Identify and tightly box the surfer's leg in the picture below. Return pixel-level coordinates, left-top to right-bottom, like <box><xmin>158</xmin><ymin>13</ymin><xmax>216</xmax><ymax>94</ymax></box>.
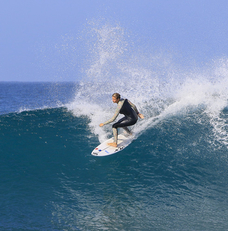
<box><xmin>122</xmin><ymin>127</ymin><xmax>132</xmax><ymax>135</ymax></box>
<box><xmin>108</xmin><ymin>117</ymin><xmax>137</xmax><ymax>147</ymax></box>
<box><xmin>113</xmin><ymin>127</ymin><xmax>118</xmax><ymax>143</ymax></box>
<box><xmin>114</xmin><ymin>117</ymin><xmax>137</xmax><ymax>135</ymax></box>
<box><xmin>108</xmin><ymin>127</ymin><xmax>118</xmax><ymax>147</ymax></box>
<box><xmin>107</xmin><ymin>118</ymin><xmax>126</xmax><ymax>147</ymax></box>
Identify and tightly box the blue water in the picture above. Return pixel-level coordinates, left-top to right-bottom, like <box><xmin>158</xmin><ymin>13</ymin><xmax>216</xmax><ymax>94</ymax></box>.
<box><xmin>1</xmin><ymin>23</ymin><xmax>228</xmax><ymax>231</ymax></box>
<box><xmin>1</xmin><ymin>80</ymin><xmax>228</xmax><ymax>230</ymax></box>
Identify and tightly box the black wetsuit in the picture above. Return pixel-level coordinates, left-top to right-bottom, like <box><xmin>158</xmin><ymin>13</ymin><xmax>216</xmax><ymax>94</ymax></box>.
<box><xmin>103</xmin><ymin>98</ymin><xmax>139</xmax><ymax>143</ymax></box>
<box><xmin>112</xmin><ymin>99</ymin><xmax>138</xmax><ymax>129</ymax></box>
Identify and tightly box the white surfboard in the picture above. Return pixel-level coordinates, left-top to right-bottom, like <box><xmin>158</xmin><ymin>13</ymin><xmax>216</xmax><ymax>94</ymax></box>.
<box><xmin>91</xmin><ymin>134</ymin><xmax>134</xmax><ymax>156</ymax></box>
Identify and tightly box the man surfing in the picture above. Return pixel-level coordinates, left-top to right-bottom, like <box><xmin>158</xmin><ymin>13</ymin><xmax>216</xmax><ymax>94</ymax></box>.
<box><xmin>99</xmin><ymin>93</ymin><xmax>144</xmax><ymax>147</ymax></box>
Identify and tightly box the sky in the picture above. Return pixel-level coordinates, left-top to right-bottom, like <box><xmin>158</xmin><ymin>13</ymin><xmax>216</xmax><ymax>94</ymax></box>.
<box><xmin>1</xmin><ymin>0</ymin><xmax>228</xmax><ymax>82</ymax></box>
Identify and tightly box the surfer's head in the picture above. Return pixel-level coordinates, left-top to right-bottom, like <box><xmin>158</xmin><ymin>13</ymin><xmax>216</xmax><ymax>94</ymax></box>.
<box><xmin>112</xmin><ymin>93</ymin><xmax>120</xmax><ymax>99</ymax></box>
<box><xmin>112</xmin><ymin>93</ymin><xmax>120</xmax><ymax>103</ymax></box>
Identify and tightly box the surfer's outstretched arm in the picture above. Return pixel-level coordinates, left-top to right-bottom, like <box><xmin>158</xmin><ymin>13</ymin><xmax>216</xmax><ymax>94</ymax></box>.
<box><xmin>99</xmin><ymin>100</ymin><xmax>124</xmax><ymax>127</ymax></box>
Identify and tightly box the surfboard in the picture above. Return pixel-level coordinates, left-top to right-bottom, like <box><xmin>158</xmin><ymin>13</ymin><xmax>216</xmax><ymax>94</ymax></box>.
<box><xmin>91</xmin><ymin>134</ymin><xmax>134</xmax><ymax>156</ymax></box>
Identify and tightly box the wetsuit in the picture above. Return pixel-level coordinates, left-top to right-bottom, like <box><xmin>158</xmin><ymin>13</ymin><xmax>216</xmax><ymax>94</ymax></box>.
<box><xmin>103</xmin><ymin>98</ymin><xmax>139</xmax><ymax>143</ymax></box>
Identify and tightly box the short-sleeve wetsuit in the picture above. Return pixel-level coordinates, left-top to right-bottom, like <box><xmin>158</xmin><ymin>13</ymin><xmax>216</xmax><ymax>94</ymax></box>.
<box><xmin>103</xmin><ymin>98</ymin><xmax>139</xmax><ymax>143</ymax></box>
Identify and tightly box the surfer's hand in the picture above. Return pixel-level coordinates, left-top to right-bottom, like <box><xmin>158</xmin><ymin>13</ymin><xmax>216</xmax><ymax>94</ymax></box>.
<box><xmin>138</xmin><ymin>113</ymin><xmax>144</xmax><ymax>119</ymax></box>
<box><xmin>99</xmin><ymin>123</ymin><xmax>104</xmax><ymax>127</ymax></box>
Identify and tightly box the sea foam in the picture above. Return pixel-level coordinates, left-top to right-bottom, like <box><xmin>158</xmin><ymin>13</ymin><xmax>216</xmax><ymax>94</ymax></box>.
<box><xmin>66</xmin><ymin>23</ymin><xmax>228</xmax><ymax>146</ymax></box>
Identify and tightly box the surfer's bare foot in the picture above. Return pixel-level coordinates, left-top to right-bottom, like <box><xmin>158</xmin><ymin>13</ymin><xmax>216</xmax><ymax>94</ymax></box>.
<box><xmin>108</xmin><ymin>142</ymin><xmax>117</xmax><ymax>147</ymax></box>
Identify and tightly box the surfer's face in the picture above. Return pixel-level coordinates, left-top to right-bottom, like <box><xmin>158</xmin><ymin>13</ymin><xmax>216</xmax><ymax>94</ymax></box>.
<box><xmin>112</xmin><ymin>96</ymin><xmax>119</xmax><ymax>103</ymax></box>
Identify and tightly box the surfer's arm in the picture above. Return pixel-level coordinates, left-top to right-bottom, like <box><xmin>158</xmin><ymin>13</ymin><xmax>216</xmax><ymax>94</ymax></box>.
<box><xmin>103</xmin><ymin>107</ymin><xmax>121</xmax><ymax>125</ymax></box>
<box><xmin>128</xmin><ymin>100</ymin><xmax>144</xmax><ymax>119</ymax></box>
<box><xmin>101</xmin><ymin>100</ymin><xmax>124</xmax><ymax>126</ymax></box>
<box><xmin>127</xmin><ymin>100</ymin><xmax>139</xmax><ymax>114</ymax></box>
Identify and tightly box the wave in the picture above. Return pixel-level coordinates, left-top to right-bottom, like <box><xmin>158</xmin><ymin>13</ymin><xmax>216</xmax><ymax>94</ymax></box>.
<box><xmin>1</xmin><ymin>107</ymin><xmax>228</xmax><ymax>228</ymax></box>
<box><xmin>1</xmin><ymin>106</ymin><xmax>228</xmax><ymax>230</ymax></box>
<box><xmin>1</xmin><ymin>105</ymin><xmax>227</xmax><ymax>157</ymax></box>
<box><xmin>63</xmin><ymin>23</ymin><xmax>228</xmax><ymax>151</ymax></box>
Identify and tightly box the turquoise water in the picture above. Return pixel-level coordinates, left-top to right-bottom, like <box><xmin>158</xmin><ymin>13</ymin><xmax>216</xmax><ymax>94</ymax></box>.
<box><xmin>1</xmin><ymin>82</ymin><xmax>228</xmax><ymax>230</ymax></box>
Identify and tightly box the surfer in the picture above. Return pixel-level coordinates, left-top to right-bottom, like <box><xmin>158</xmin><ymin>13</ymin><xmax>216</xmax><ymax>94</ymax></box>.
<box><xmin>99</xmin><ymin>93</ymin><xmax>144</xmax><ymax>147</ymax></box>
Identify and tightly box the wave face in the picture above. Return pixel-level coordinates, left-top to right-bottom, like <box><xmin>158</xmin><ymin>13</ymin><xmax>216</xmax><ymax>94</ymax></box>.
<box><xmin>1</xmin><ymin>24</ymin><xmax>228</xmax><ymax>230</ymax></box>
<box><xmin>1</xmin><ymin>106</ymin><xmax>228</xmax><ymax>230</ymax></box>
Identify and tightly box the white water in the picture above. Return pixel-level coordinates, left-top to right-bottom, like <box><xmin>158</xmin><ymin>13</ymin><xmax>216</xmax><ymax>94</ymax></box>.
<box><xmin>66</xmin><ymin>23</ymin><xmax>228</xmax><ymax>146</ymax></box>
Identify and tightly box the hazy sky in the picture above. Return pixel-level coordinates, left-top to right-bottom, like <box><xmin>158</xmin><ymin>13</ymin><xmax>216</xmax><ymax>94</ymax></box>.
<box><xmin>1</xmin><ymin>0</ymin><xmax>228</xmax><ymax>82</ymax></box>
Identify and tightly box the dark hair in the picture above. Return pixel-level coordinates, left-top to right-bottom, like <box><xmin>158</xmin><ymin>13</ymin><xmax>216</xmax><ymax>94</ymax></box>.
<box><xmin>112</xmin><ymin>93</ymin><xmax>120</xmax><ymax>99</ymax></box>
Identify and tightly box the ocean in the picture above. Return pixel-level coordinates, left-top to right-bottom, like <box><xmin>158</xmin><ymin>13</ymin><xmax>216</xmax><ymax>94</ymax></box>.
<box><xmin>1</xmin><ymin>79</ymin><xmax>228</xmax><ymax>230</ymax></box>
<box><xmin>1</xmin><ymin>22</ymin><xmax>228</xmax><ymax>231</ymax></box>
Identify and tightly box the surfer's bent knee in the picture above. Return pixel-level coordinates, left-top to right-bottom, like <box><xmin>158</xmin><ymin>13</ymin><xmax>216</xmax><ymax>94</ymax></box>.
<box><xmin>112</xmin><ymin>118</ymin><xmax>137</xmax><ymax>129</ymax></box>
